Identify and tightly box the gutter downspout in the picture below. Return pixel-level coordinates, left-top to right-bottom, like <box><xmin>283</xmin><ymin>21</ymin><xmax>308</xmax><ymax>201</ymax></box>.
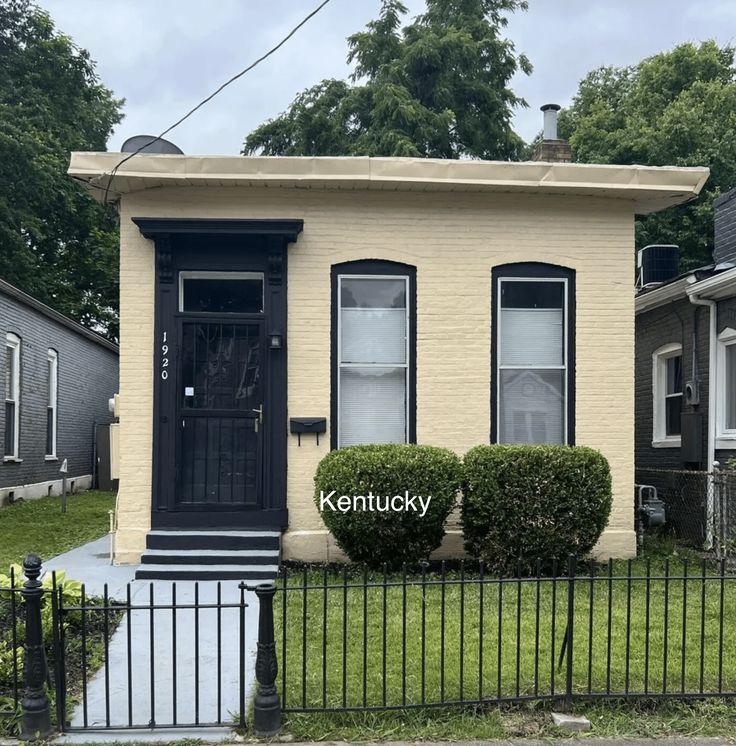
<box><xmin>688</xmin><ymin>287</ymin><xmax>717</xmax><ymax>549</ymax></box>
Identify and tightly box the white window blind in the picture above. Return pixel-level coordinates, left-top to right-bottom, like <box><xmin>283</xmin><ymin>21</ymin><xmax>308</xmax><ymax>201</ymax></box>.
<box><xmin>500</xmin><ymin>309</ymin><xmax>563</xmax><ymax>367</ymax></box>
<box><xmin>338</xmin><ymin>276</ymin><xmax>408</xmax><ymax>447</ymax></box>
<box><xmin>497</xmin><ymin>279</ymin><xmax>566</xmax><ymax>445</ymax></box>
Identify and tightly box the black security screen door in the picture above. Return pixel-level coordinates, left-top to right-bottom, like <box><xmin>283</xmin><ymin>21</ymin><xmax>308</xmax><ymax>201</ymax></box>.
<box><xmin>177</xmin><ymin>321</ymin><xmax>264</xmax><ymax>508</ymax></box>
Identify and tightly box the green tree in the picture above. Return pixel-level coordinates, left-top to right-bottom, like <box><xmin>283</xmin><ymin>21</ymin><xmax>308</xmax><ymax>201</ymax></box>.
<box><xmin>0</xmin><ymin>0</ymin><xmax>123</xmax><ymax>338</ymax></box>
<box><xmin>558</xmin><ymin>41</ymin><xmax>736</xmax><ymax>270</ymax></box>
<box><xmin>244</xmin><ymin>0</ymin><xmax>531</xmax><ymax>160</ymax></box>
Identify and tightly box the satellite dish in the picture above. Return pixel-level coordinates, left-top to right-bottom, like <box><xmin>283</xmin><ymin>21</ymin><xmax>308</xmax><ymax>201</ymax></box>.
<box><xmin>120</xmin><ymin>135</ymin><xmax>184</xmax><ymax>155</ymax></box>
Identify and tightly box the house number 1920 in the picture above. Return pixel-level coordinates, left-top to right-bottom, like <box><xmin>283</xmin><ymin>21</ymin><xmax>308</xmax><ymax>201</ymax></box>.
<box><xmin>161</xmin><ymin>331</ymin><xmax>169</xmax><ymax>380</ymax></box>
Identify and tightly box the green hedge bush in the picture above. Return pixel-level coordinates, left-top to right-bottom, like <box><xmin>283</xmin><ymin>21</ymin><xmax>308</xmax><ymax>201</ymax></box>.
<box><xmin>314</xmin><ymin>444</ymin><xmax>462</xmax><ymax>569</ymax></box>
<box><xmin>461</xmin><ymin>445</ymin><xmax>612</xmax><ymax>572</ymax></box>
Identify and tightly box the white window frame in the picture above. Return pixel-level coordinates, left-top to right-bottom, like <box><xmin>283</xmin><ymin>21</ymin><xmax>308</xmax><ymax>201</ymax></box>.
<box><xmin>652</xmin><ymin>342</ymin><xmax>682</xmax><ymax>448</ymax></box>
<box><xmin>4</xmin><ymin>333</ymin><xmax>21</xmax><ymax>461</ymax></box>
<box><xmin>46</xmin><ymin>349</ymin><xmax>58</xmax><ymax>459</ymax></box>
<box><xmin>716</xmin><ymin>327</ymin><xmax>736</xmax><ymax>449</ymax></box>
<box><xmin>178</xmin><ymin>271</ymin><xmax>265</xmax><ymax>313</ymax></box>
<box><xmin>496</xmin><ymin>276</ymin><xmax>569</xmax><ymax>444</ymax></box>
<box><xmin>337</xmin><ymin>274</ymin><xmax>410</xmax><ymax>448</ymax></box>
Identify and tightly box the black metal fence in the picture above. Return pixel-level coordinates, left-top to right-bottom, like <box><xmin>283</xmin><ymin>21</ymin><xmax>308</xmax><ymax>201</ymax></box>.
<box><xmin>9</xmin><ymin>553</ymin><xmax>736</xmax><ymax>737</ymax></box>
<box><xmin>277</xmin><ymin>558</ymin><xmax>736</xmax><ymax>713</ymax></box>
<box><xmin>0</xmin><ymin>556</ymin><xmax>280</xmax><ymax>737</ymax></box>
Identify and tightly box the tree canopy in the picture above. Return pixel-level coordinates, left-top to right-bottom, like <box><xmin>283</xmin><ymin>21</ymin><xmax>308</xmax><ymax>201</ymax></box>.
<box><xmin>559</xmin><ymin>41</ymin><xmax>736</xmax><ymax>270</ymax></box>
<box><xmin>0</xmin><ymin>0</ymin><xmax>123</xmax><ymax>339</ymax></box>
<box><xmin>244</xmin><ymin>0</ymin><xmax>531</xmax><ymax>160</ymax></box>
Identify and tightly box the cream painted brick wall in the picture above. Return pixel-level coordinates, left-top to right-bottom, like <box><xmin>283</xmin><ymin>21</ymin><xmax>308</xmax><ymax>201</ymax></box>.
<box><xmin>115</xmin><ymin>186</ymin><xmax>636</xmax><ymax>563</ymax></box>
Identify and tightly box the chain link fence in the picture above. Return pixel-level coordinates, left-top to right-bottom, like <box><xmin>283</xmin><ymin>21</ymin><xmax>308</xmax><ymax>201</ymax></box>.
<box><xmin>635</xmin><ymin>467</ymin><xmax>736</xmax><ymax>557</ymax></box>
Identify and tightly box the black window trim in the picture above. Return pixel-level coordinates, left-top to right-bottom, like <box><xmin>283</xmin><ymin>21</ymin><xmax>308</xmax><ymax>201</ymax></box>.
<box><xmin>330</xmin><ymin>259</ymin><xmax>417</xmax><ymax>449</ymax></box>
<box><xmin>491</xmin><ymin>262</ymin><xmax>576</xmax><ymax>446</ymax></box>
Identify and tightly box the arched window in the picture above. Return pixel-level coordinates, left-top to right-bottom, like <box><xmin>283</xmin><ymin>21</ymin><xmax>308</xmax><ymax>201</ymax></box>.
<box><xmin>4</xmin><ymin>333</ymin><xmax>21</xmax><ymax>459</ymax></box>
<box><xmin>331</xmin><ymin>260</ymin><xmax>416</xmax><ymax>448</ymax></box>
<box><xmin>492</xmin><ymin>263</ymin><xmax>576</xmax><ymax>445</ymax></box>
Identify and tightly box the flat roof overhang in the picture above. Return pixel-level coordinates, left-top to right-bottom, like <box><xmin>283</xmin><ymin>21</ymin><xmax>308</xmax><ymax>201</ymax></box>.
<box><xmin>69</xmin><ymin>153</ymin><xmax>709</xmax><ymax>216</ymax></box>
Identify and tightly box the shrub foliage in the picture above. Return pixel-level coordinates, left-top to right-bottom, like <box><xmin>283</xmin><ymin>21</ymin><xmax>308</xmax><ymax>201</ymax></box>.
<box><xmin>314</xmin><ymin>444</ymin><xmax>462</xmax><ymax>569</ymax></box>
<box><xmin>461</xmin><ymin>445</ymin><xmax>612</xmax><ymax>572</ymax></box>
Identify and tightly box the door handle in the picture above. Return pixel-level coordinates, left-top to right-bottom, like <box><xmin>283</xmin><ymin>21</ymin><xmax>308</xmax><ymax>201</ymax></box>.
<box><xmin>252</xmin><ymin>405</ymin><xmax>263</xmax><ymax>432</ymax></box>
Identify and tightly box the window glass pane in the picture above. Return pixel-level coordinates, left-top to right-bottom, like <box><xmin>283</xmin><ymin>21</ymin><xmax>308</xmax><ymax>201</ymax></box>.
<box><xmin>341</xmin><ymin>278</ymin><xmax>406</xmax><ymax>309</ymax></box>
<box><xmin>46</xmin><ymin>408</ymin><xmax>53</xmax><ymax>455</ymax></box>
<box><xmin>501</xmin><ymin>281</ymin><xmax>563</xmax><ymax>309</ymax></box>
<box><xmin>4</xmin><ymin>401</ymin><xmax>14</xmax><ymax>455</ymax></box>
<box><xmin>500</xmin><ymin>308</ymin><xmax>563</xmax><ymax>366</ymax></box>
<box><xmin>499</xmin><ymin>369</ymin><xmax>564</xmax><ymax>444</ymax></box>
<box><xmin>5</xmin><ymin>346</ymin><xmax>14</xmax><ymax>400</ymax></box>
<box><xmin>341</xmin><ymin>308</ymin><xmax>406</xmax><ymax>364</ymax></box>
<box><xmin>666</xmin><ymin>395</ymin><xmax>682</xmax><ymax>436</ymax></box>
<box><xmin>182</xmin><ymin>277</ymin><xmax>263</xmax><ymax>313</ymax></box>
<box><xmin>181</xmin><ymin>323</ymin><xmax>261</xmax><ymax>410</ymax></box>
<box><xmin>666</xmin><ymin>355</ymin><xmax>682</xmax><ymax>395</ymax></box>
<box><xmin>727</xmin><ymin>345</ymin><xmax>736</xmax><ymax>430</ymax></box>
<box><xmin>339</xmin><ymin>366</ymin><xmax>406</xmax><ymax>446</ymax></box>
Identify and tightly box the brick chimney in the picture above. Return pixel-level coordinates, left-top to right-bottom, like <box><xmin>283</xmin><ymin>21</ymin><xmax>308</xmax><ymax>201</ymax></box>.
<box><xmin>714</xmin><ymin>187</ymin><xmax>736</xmax><ymax>265</ymax></box>
<box><xmin>532</xmin><ymin>103</ymin><xmax>572</xmax><ymax>163</ymax></box>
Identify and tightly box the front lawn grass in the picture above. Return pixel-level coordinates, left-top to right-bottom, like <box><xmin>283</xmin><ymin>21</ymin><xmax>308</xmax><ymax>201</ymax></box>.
<box><xmin>277</xmin><ymin>543</ymin><xmax>736</xmax><ymax>740</ymax></box>
<box><xmin>0</xmin><ymin>490</ymin><xmax>115</xmax><ymax>570</ymax></box>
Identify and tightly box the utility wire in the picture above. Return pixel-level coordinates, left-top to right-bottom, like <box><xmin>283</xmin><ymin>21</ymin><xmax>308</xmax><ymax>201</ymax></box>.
<box><xmin>100</xmin><ymin>0</ymin><xmax>333</xmax><ymax>202</ymax></box>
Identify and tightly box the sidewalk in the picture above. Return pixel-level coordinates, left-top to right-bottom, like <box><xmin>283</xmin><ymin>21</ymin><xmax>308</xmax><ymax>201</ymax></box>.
<box><xmin>43</xmin><ymin>536</ymin><xmax>259</xmax><ymax>733</ymax></box>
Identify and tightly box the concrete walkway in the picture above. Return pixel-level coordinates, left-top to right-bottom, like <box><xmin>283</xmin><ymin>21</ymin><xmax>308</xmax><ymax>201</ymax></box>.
<box><xmin>44</xmin><ymin>537</ymin><xmax>259</xmax><ymax>733</ymax></box>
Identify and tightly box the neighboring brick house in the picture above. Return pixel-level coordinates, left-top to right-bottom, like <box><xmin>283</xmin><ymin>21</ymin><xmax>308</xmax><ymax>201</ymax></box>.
<box><xmin>1</xmin><ymin>279</ymin><xmax>119</xmax><ymax>505</ymax></box>
<box><xmin>69</xmin><ymin>137</ymin><xmax>708</xmax><ymax>579</ymax></box>
<box><xmin>635</xmin><ymin>188</ymin><xmax>736</xmax><ymax>543</ymax></box>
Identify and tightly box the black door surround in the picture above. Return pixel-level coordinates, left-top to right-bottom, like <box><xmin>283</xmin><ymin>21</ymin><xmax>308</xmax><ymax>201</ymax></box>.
<box><xmin>133</xmin><ymin>218</ymin><xmax>303</xmax><ymax>529</ymax></box>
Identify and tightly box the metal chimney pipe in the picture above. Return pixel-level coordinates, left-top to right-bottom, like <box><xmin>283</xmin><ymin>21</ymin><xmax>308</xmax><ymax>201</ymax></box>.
<box><xmin>541</xmin><ymin>103</ymin><xmax>561</xmax><ymax>140</ymax></box>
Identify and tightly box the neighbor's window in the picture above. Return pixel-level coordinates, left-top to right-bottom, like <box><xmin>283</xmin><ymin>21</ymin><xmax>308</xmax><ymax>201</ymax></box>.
<box><xmin>46</xmin><ymin>349</ymin><xmax>58</xmax><ymax>458</ymax></box>
<box><xmin>717</xmin><ymin>328</ymin><xmax>736</xmax><ymax>442</ymax></box>
<box><xmin>652</xmin><ymin>342</ymin><xmax>683</xmax><ymax>445</ymax></box>
<box><xmin>179</xmin><ymin>271</ymin><xmax>264</xmax><ymax>314</ymax></box>
<box><xmin>493</xmin><ymin>264</ymin><xmax>575</xmax><ymax>446</ymax></box>
<box><xmin>4</xmin><ymin>333</ymin><xmax>21</xmax><ymax>460</ymax></box>
<box><xmin>334</xmin><ymin>263</ymin><xmax>414</xmax><ymax>448</ymax></box>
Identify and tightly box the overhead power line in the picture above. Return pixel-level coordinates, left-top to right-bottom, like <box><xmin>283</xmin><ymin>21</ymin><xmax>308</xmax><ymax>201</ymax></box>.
<box><xmin>101</xmin><ymin>0</ymin><xmax>333</xmax><ymax>202</ymax></box>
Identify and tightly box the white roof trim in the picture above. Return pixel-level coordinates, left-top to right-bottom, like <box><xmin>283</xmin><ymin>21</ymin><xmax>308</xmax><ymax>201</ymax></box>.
<box><xmin>635</xmin><ymin>277</ymin><xmax>693</xmax><ymax>314</ymax></box>
<box><xmin>68</xmin><ymin>153</ymin><xmax>709</xmax><ymax>215</ymax></box>
<box><xmin>686</xmin><ymin>266</ymin><xmax>736</xmax><ymax>300</ymax></box>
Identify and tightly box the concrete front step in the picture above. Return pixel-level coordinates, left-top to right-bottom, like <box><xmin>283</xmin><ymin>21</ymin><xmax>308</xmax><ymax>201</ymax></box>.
<box><xmin>141</xmin><ymin>551</ymin><xmax>278</xmax><ymax>565</ymax></box>
<box><xmin>136</xmin><ymin>530</ymin><xmax>281</xmax><ymax>581</ymax></box>
<box><xmin>135</xmin><ymin>564</ymin><xmax>278</xmax><ymax>581</ymax></box>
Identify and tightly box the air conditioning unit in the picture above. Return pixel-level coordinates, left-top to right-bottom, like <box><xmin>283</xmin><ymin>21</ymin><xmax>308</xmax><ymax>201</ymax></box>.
<box><xmin>636</xmin><ymin>245</ymin><xmax>679</xmax><ymax>288</ymax></box>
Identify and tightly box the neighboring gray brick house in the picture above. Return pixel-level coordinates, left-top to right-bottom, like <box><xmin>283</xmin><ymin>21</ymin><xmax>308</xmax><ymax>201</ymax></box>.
<box><xmin>1</xmin><ymin>279</ymin><xmax>118</xmax><ymax>504</ymax></box>
<box><xmin>635</xmin><ymin>187</ymin><xmax>736</xmax><ymax>543</ymax></box>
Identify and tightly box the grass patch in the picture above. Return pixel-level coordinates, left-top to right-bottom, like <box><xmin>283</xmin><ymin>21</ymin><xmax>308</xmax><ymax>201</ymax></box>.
<box><xmin>0</xmin><ymin>490</ymin><xmax>115</xmax><ymax>570</ymax></box>
<box><xmin>281</xmin><ymin>699</ymin><xmax>736</xmax><ymax>741</ymax></box>
<box><xmin>276</xmin><ymin>544</ymin><xmax>736</xmax><ymax>739</ymax></box>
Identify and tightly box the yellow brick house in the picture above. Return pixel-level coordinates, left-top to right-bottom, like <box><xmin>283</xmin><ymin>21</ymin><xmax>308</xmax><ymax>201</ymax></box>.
<box><xmin>69</xmin><ymin>146</ymin><xmax>708</xmax><ymax>579</ymax></box>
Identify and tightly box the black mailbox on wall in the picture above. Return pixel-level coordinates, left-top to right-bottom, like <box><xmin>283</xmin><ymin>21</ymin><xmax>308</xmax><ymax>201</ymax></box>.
<box><xmin>290</xmin><ymin>417</ymin><xmax>327</xmax><ymax>445</ymax></box>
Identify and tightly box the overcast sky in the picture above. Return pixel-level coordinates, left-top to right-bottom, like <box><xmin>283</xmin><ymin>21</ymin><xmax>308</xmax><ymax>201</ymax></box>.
<box><xmin>39</xmin><ymin>0</ymin><xmax>736</xmax><ymax>155</ymax></box>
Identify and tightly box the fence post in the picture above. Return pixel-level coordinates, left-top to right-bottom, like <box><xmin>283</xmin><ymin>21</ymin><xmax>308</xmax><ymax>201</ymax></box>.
<box><xmin>252</xmin><ymin>582</ymin><xmax>281</xmax><ymax>736</ymax></box>
<box><xmin>565</xmin><ymin>555</ymin><xmax>576</xmax><ymax>712</ymax></box>
<box><xmin>20</xmin><ymin>554</ymin><xmax>52</xmax><ymax>740</ymax></box>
